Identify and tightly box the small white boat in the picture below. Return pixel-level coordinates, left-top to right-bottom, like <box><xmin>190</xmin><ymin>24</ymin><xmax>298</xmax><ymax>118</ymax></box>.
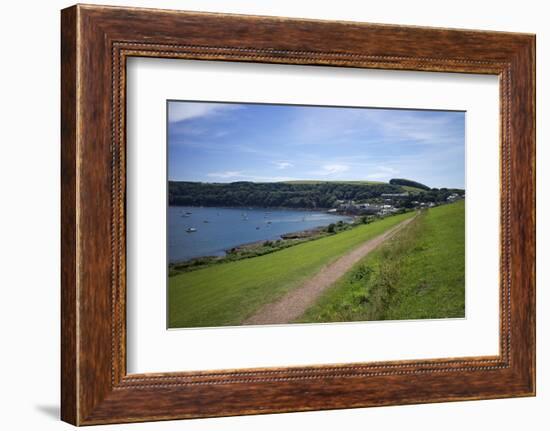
<box><xmin>186</xmin><ymin>227</ymin><xmax>197</xmax><ymax>233</ymax></box>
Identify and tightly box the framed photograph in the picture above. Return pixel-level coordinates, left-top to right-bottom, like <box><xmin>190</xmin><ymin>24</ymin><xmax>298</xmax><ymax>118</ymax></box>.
<box><xmin>61</xmin><ymin>4</ymin><xmax>535</xmax><ymax>425</ymax></box>
<box><xmin>165</xmin><ymin>101</ymin><xmax>466</xmax><ymax>329</ymax></box>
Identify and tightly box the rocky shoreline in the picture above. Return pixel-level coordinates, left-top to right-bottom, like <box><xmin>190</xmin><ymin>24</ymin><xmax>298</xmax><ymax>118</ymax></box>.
<box><xmin>169</xmin><ymin>221</ymin><xmax>353</xmax><ymax>275</ymax></box>
<box><xmin>227</xmin><ymin>226</ymin><xmax>327</xmax><ymax>253</ymax></box>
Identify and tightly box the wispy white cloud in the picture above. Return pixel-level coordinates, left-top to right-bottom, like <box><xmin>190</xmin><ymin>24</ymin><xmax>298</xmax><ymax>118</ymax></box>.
<box><xmin>206</xmin><ymin>171</ymin><xmax>296</xmax><ymax>182</ymax></box>
<box><xmin>309</xmin><ymin>164</ymin><xmax>350</xmax><ymax>177</ymax></box>
<box><xmin>375</xmin><ymin>166</ymin><xmax>399</xmax><ymax>174</ymax></box>
<box><xmin>246</xmin><ymin>175</ymin><xmax>297</xmax><ymax>182</ymax></box>
<box><xmin>322</xmin><ymin>164</ymin><xmax>350</xmax><ymax>175</ymax></box>
<box><xmin>288</xmin><ymin>107</ymin><xmax>463</xmax><ymax>150</ymax></box>
<box><xmin>207</xmin><ymin>171</ymin><xmax>244</xmax><ymax>179</ymax></box>
<box><xmin>365</xmin><ymin>166</ymin><xmax>399</xmax><ymax>180</ymax></box>
<box><xmin>273</xmin><ymin>161</ymin><xmax>293</xmax><ymax>169</ymax></box>
<box><xmin>168</xmin><ymin>102</ymin><xmax>239</xmax><ymax>123</ymax></box>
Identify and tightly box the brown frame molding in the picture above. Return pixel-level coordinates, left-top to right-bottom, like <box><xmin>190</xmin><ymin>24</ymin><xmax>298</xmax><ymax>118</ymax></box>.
<box><xmin>61</xmin><ymin>4</ymin><xmax>535</xmax><ymax>425</ymax></box>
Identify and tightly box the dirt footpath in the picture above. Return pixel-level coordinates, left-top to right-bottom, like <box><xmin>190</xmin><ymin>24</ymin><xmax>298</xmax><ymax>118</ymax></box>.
<box><xmin>242</xmin><ymin>216</ymin><xmax>416</xmax><ymax>325</ymax></box>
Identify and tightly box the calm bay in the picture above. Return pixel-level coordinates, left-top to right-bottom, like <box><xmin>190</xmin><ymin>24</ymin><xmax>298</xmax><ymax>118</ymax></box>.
<box><xmin>168</xmin><ymin>206</ymin><xmax>352</xmax><ymax>263</ymax></box>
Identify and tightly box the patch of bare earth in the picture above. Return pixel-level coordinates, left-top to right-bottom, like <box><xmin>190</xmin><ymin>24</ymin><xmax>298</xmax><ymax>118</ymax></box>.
<box><xmin>242</xmin><ymin>216</ymin><xmax>416</xmax><ymax>325</ymax></box>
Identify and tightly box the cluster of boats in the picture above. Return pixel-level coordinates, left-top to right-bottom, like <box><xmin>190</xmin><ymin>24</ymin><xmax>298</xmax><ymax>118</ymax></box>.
<box><xmin>182</xmin><ymin>210</ymin><xmax>281</xmax><ymax>233</ymax></box>
<box><xmin>181</xmin><ymin>210</ymin><xmax>199</xmax><ymax>233</ymax></box>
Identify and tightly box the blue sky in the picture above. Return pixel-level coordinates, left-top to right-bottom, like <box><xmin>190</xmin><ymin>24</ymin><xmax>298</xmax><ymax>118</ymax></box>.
<box><xmin>168</xmin><ymin>101</ymin><xmax>465</xmax><ymax>189</ymax></box>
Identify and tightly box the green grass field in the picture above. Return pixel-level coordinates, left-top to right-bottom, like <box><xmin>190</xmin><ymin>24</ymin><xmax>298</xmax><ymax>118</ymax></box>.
<box><xmin>298</xmin><ymin>200</ymin><xmax>465</xmax><ymax>323</ymax></box>
<box><xmin>168</xmin><ymin>211</ymin><xmax>414</xmax><ymax>328</ymax></box>
<box><xmin>281</xmin><ymin>180</ymin><xmax>425</xmax><ymax>194</ymax></box>
<box><xmin>400</xmin><ymin>185</ymin><xmax>427</xmax><ymax>193</ymax></box>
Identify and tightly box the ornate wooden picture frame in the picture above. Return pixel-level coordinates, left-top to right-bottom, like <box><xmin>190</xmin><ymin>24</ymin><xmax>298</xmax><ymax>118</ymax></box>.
<box><xmin>61</xmin><ymin>4</ymin><xmax>535</xmax><ymax>425</ymax></box>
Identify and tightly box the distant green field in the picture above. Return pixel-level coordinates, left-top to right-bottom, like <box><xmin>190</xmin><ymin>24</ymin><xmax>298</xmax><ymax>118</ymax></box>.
<box><xmin>282</xmin><ymin>180</ymin><xmax>424</xmax><ymax>194</ymax></box>
<box><xmin>168</xmin><ymin>211</ymin><xmax>414</xmax><ymax>328</ymax></box>
<box><xmin>400</xmin><ymin>185</ymin><xmax>426</xmax><ymax>193</ymax></box>
<box><xmin>298</xmin><ymin>200</ymin><xmax>465</xmax><ymax>323</ymax></box>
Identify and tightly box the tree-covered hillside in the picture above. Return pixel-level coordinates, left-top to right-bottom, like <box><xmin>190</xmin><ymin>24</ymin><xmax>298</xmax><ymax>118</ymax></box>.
<box><xmin>169</xmin><ymin>180</ymin><xmax>464</xmax><ymax>209</ymax></box>
<box><xmin>169</xmin><ymin>181</ymin><xmax>402</xmax><ymax>208</ymax></box>
<box><xmin>389</xmin><ymin>178</ymin><xmax>431</xmax><ymax>191</ymax></box>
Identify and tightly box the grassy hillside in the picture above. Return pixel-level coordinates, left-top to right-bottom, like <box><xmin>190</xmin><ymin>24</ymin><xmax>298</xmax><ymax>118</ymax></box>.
<box><xmin>281</xmin><ymin>180</ymin><xmax>427</xmax><ymax>194</ymax></box>
<box><xmin>389</xmin><ymin>178</ymin><xmax>431</xmax><ymax>191</ymax></box>
<box><xmin>400</xmin><ymin>185</ymin><xmax>427</xmax><ymax>193</ymax></box>
<box><xmin>282</xmin><ymin>181</ymin><xmax>426</xmax><ymax>194</ymax></box>
<box><xmin>298</xmin><ymin>200</ymin><xmax>465</xmax><ymax>322</ymax></box>
<box><xmin>168</xmin><ymin>211</ymin><xmax>414</xmax><ymax>328</ymax></box>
